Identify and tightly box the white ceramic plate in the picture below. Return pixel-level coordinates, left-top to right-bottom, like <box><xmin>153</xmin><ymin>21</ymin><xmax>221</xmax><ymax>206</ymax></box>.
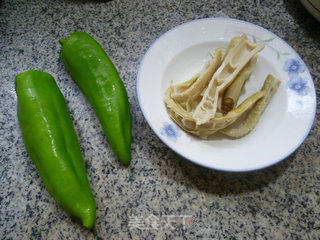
<box><xmin>137</xmin><ymin>18</ymin><xmax>316</xmax><ymax>172</ymax></box>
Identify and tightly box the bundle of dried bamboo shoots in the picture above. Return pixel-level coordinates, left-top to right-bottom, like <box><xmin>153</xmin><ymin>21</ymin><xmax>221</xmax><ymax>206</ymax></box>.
<box><xmin>164</xmin><ymin>34</ymin><xmax>280</xmax><ymax>139</ymax></box>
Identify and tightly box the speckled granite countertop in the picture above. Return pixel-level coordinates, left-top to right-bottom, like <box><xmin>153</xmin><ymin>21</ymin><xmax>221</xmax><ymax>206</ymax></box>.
<box><xmin>1</xmin><ymin>0</ymin><xmax>319</xmax><ymax>239</ymax></box>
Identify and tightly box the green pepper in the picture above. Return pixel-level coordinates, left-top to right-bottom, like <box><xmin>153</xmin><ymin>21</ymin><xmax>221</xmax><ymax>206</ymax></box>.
<box><xmin>15</xmin><ymin>70</ymin><xmax>96</xmax><ymax>229</ymax></box>
<box><xmin>59</xmin><ymin>31</ymin><xmax>132</xmax><ymax>165</ymax></box>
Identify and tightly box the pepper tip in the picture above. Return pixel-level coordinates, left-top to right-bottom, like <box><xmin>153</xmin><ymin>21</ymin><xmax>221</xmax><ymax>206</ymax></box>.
<box><xmin>59</xmin><ymin>38</ymin><xmax>66</xmax><ymax>46</ymax></box>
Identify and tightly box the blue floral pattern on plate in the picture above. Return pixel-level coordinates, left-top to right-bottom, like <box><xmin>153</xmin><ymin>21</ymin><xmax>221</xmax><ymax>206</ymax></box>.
<box><xmin>287</xmin><ymin>75</ymin><xmax>310</xmax><ymax>96</ymax></box>
<box><xmin>283</xmin><ymin>58</ymin><xmax>306</xmax><ymax>76</ymax></box>
<box><xmin>160</xmin><ymin>122</ymin><xmax>181</xmax><ymax>142</ymax></box>
<box><xmin>284</xmin><ymin>58</ymin><xmax>310</xmax><ymax>96</ymax></box>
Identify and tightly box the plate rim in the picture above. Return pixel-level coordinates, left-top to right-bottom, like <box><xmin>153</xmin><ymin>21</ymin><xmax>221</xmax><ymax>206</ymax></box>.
<box><xmin>136</xmin><ymin>17</ymin><xmax>317</xmax><ymax>172</ymax></box>
<box><xmin>300</xmin><ymin>0</ymin><xmax>320</xmax><ymax>22</ymax></box>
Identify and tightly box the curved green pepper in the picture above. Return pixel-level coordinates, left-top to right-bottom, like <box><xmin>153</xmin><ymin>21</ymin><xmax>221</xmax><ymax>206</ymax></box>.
<box><xmin>59</xmin><ymin>31</ymin><xmax>132</xmax><ymax>165</ymax></box>
<box><xmin>15</xmin><ymin>70</ymin><xmax>96</xmax><ymax>229</ymax></box>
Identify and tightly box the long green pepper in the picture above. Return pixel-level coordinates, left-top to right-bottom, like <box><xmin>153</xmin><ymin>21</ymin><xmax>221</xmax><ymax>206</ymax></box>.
<box><xmin>15</xmin><ymin>70</ymin><xmax>96</xmax><ymax>229</ymax></box>
<box><xmin>59</xmin><ymin>31</ymin><xmax>132</xmax><ymax>164</ymax></box>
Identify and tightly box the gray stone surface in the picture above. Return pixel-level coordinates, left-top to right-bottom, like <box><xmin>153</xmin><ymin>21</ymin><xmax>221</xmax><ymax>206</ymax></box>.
<box><xmin>0</xmin><ymin>0</ymin><xmax>319</xmax><ymax>239</ymax></box>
